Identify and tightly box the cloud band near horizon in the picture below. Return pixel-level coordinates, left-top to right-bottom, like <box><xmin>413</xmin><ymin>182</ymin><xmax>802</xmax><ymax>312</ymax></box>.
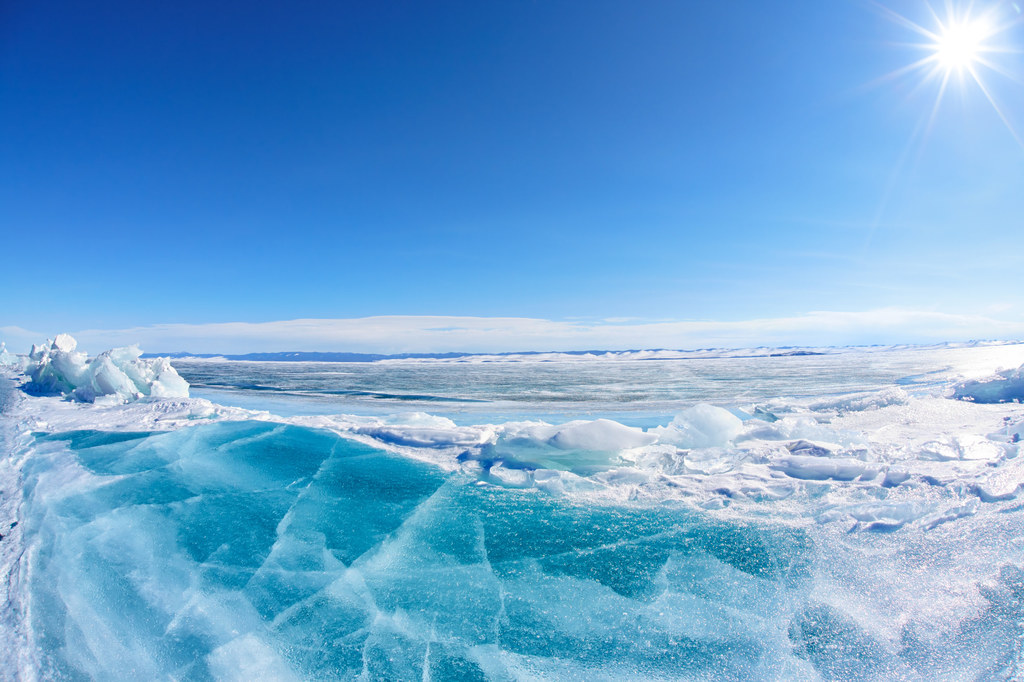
<box><xmin>3</xmin><ymin>308</ymin><xmax>1024</xmax><ymax>356</ymax></box>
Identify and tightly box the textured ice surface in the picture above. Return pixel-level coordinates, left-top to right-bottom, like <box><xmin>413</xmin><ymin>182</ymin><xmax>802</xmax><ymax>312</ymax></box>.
<box><xmin>3</xmin><ymin>342</ymin><xmax>1024</xmax><ymax>679</ymax></box>
<box><xmin>173</xmin><ymin>342</ymin><xmax>1024</xmax><ymax>424</ymax></box>
<box><xmin>7</xmin><ymin>419</ymin><xmax>1024</xmax><ymax>680</ymax></box>
<box><xmin>21</xmin><ymin>334</ymin><xmax>189</xmax><ymax>403</ymax></box>
<box><xmin>12</xmin><ymin>422</ymin><xmax>812</xmax><ymax>679</ymax></box>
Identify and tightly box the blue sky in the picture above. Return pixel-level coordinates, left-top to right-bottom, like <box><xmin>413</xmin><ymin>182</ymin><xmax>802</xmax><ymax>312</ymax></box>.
<box><xmin>2</xmin><ymin>1</ymin><xmax>1023</xmax><ymax>352</ymax></box>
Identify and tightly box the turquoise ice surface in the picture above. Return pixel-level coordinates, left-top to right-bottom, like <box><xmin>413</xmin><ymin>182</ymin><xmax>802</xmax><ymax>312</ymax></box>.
<box><xmin>23</xmin><ymin>421</ymin><xmax>824</xmax><ymax>680</ymax></box>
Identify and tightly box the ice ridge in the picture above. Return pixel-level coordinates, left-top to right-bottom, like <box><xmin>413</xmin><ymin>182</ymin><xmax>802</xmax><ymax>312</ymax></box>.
<box><xmin>953</xmin><ymin>362</ymin><xmax>1024</xmax><ymax>403</ymax></box>
<box><xmin>18</xmin><ymin>334</ymin><xmax>188</xmax><ymax>403</ymax></box>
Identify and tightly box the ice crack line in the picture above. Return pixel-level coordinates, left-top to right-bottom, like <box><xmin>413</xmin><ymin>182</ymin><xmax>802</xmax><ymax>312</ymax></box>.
<box><xmin>243</xmin><ymin>438</ymin><xmax>343</xmax><ymax>592</ymax></box>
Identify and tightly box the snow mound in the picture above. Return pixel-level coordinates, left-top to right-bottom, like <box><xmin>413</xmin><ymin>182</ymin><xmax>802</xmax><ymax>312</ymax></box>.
<box><xmin>547</xmin><ymin>418</ymin><xmax>658</xmax><ymax>451</ymax></box>
<box><xmin>953</xmin><ymin>363</ymin><xmax>1024</xmax><ymax>404</ymax></box>
<box><xmin>21</xmin><ymin>334</ymin><xmax>189</xmax><ymax>403</ymax></box>
<box><xmin>652</xmin><ymin>403</ymin><xmax>743</xmax><ymax>449</ymax></box>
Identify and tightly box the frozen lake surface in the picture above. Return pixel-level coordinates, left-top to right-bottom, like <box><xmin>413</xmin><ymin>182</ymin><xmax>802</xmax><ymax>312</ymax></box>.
<box><xmin>2</xmin><ymin>342</ymin><xmax>1024</xmax><ymax>679</ymax></box>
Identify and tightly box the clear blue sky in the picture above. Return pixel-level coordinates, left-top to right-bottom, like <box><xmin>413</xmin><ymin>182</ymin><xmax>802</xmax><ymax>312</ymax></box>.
<box><xmin>2</xmin><ymin>1</ymin><xmax>1023</xmax><ymax>351</ymax></box>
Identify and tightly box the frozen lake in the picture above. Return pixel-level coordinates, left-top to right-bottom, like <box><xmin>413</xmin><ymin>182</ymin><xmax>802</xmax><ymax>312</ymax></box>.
<box><xmin>2</xmin><ymin>341</ymin><xmax>1024</xmax><ymax>679</ymax></box>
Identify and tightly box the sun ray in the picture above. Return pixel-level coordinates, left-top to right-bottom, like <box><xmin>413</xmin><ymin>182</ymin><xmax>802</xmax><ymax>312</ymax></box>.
<box><xmin>861</xmin><ymin>96</ymin><xmax>935</xmax><ymax>253</ymax></box>
<box><xmin>857</xmin><ymin>55</ymin><xmax>944</xmax><ymax>92</ymax></box>
<box><xmin>870</xmin><ymin>2</ymin><xmax>942</xmax><ymax>42</ymax></box>
<box><xmin>974</xmin><ymin>55</ymin><xmax>1024</xmax><ymax>84</ymax></box>
<box><xmin>927</xmin><ymin>69</ymin><xmax>954</xmax><ymax>133</ymax></box>
<box><xmin>966</xmin><ymin>63</ymin><xmax>1024</xmax><ymax>148</ymax></box>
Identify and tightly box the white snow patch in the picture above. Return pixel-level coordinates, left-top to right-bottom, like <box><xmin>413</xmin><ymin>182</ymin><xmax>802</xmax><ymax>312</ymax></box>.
<box><xmin>546</xmin><ymin>418</ymin><xmax>657</xmax><ymax>451</ymax></box>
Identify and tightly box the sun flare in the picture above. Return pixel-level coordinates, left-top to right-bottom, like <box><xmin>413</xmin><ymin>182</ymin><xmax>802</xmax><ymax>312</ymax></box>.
<box><xmin>933</xmin><ymin>16</ymin><xmax>992</xmax><ymax>71</ymax></box>
<box><xmin>874</xmin><ymin>1</ymin><xmax>1023</xmax><ymax>147</ymax></box>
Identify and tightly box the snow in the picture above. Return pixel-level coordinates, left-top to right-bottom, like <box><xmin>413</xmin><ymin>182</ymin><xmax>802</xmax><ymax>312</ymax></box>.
<box><xmin>771</xmin><ymin>455</ymin><xmax>875</xmax><ymax>482</ymax></box>
<box><xmin>545</xmin><ymin>418</ymin><xmax>653</xmax><ymax>450</ymax></box>
<box><xmin>807</xmin><ymin>387</ymin><xmax>910</xmax><ymax>412</ymax></box>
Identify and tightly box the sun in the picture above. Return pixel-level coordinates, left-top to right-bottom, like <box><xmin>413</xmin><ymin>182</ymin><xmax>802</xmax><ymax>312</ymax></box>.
<box><xmin>932</xmin><ymin>15</ymin><xmax>993</xmax><ymax>72</ymax></box>
<box><xmin>871</xmin><ymin>1</ymin><xmax>1023</xmax><ymax>148</ymax></box>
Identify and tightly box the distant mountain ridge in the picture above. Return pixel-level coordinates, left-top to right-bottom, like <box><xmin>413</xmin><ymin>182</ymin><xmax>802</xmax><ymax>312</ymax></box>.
<box><xmin>141</xmin><ymin>340</ymin><xmax>1022</xmax><ymax>363</ymax></box>
<box><xmin>144</xmin><ymin>348</ymin><xmax>837</xmax><ymax>363</ymax></box>
<box><xmin>144</xmin><ymin>349</ymin><xmax>662</xmax><ymax>362</ymax></box>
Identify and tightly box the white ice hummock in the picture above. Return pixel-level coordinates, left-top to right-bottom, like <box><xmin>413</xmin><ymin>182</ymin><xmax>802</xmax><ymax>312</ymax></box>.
<box><xmin>650</xmin><ymin>403</ymin><xmax>743</xmax><ymax>448</ymax></box>
<box><xmin>21</xmin><ymin>334</ymin><xmax>189</xmax><ymax>403</ymax></box>
<box><xmin>953</xmin><ymin>362</ymin><xmax>1024</xmax><ymax>404</ymax></box>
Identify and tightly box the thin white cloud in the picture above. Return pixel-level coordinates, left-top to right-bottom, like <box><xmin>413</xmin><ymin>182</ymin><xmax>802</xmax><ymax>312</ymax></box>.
<box><xmin>4</xmin><ymin>309</ymin><xmax>1023</xmax><ymax>355</ymax></box>
<box><xmin>0</xmin><ymin>326</ymin><xmax>46</xmax><ymax>353</ymax></box>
